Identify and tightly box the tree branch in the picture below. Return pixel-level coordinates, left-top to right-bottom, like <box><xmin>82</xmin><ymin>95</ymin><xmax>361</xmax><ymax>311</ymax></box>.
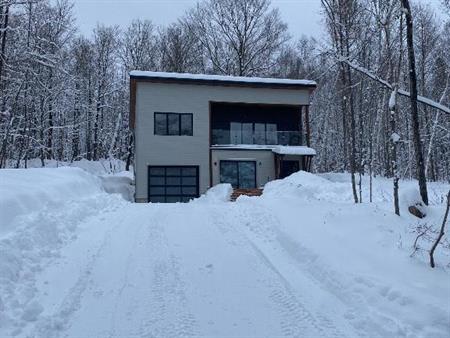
<box><xmin>337</xmin><ymin>56</ymin><xmax>450</xmax><ymax>115</ymax></box>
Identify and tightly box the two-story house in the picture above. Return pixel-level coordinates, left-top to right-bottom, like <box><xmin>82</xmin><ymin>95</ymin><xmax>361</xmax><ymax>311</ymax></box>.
<box><xmin>129</xmin><ymin>71</ymin><xmax>317</xmax><ymax>203</ymax></box>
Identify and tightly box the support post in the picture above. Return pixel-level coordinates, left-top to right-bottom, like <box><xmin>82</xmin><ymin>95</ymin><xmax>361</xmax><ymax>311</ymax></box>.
<box><xmin>305</xmin><ymin>105</ymin><xmax>311</xmax><ymax>147</ymax></box>
<box><xmin>299</xmin><ymin>106</ymin><xmax>303</xmax><ymax>145</ymax></box>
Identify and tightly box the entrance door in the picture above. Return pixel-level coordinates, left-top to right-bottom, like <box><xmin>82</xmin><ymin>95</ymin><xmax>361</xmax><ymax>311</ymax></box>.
<box><xmin>280</xmin><ymin>160</ymin><xmax>299</xmax><ymax>179</ymax></box>
<box><xmin>220</xmin><ymin>161</ymin><xmax>256</xmax><ymax>189</ymax></box>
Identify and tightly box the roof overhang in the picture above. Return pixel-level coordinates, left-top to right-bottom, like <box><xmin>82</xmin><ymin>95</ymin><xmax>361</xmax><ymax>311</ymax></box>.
<box><xmin>211</xmin><ymin>145</ymin><xmax>316</xmax><ymax>156</ymax></box>
<box><xmin>272</xmin><ymin>146</ymin><xmax>316</xmax><ymax>156</ymax></box>
<box><xmin>129</xmin><ymin>71</ymin><xmax>317</xmax><ymax>90</ymax></box>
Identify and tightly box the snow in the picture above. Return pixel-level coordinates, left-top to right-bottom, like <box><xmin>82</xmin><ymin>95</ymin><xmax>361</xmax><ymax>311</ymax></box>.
<box><xmin>7</xmin><ymin>158</ymin><xmax>127</xmax><ymax>175</ymax></box>
<box><xmin>130</xmin><ymin>70</ymin><xmax>317</xmax><ymax>86</ymax></box>
<box><xmin>389</xmin><ymin>89</ymin><xmax>396</xmax><ymax>109</ymax></box>
<box><xmin>0</xmin><ymin>167</ymin><xmax>103</xmax><ymax>232</ymax></box>
<box><xmin>194</xmin><ymin>183</ymin><xmax>233</xmax><ymax>203</ymax></box>
<box><xmin>212</xmin><ymin>144</ymin><xmax>277</xmax><ymax>150</ymax></box>
<box><xmin>99</xmin><ymin>172</ymin><xmax>134</xmax><ymax>201</ymax></box>
<box><xmin>0</xmin><ymin>166</ymin><xmax>449</xmax><ymax>337</ymax></box>
<box><xmin>391</xmin><ymin>132</ymin><xmax>401</xmax><ymax>143</ymax></box>
<box><xmin>411</xmin><ymin>92</ymin><xmax>450</xmax><ymax>115</ymax></box>
<box><xmin>272</xmin><ymin>145</ymin><xmax>316</xmax><ymax>156</ymax></box>
<box><xmin>211</xmin><ymin>144</ymin><xmax>317</xmax><ymax>156</ymax></box>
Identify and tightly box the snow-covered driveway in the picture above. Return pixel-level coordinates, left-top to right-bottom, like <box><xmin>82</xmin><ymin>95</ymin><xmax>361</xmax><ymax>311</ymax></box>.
<box><xmin>1</xmin><ymin>168</ymin><xmax>449</xmax><ymax>337</ymax></box>
<box><xmin>22</xmin><ymin>202</ymin><xmax>348</xmax><ymax>337</ymax></box>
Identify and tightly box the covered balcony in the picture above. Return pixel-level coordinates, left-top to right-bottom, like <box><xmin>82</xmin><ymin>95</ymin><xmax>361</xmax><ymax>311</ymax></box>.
<box><xmin>210</xmin><ymin>101</ymin><xmax>310</xmax><ymax>147</ymax></box>
<box><xmin>212</xmin><ymin>128</ymin><xmax>302</xmax><ymax>146</ymax></box>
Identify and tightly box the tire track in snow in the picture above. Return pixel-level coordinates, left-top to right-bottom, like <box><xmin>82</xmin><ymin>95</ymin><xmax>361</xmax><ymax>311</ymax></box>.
<box><xmin>31</xmin><ymin>208</ymin><xmax>128</xmax><ymax>338</ymax></box>
<box><xmin>106</xmin><ymin>210</ymin><xmax>149</xmax><ymax>337</ymax></box>
<box><xmin>236</xmin><ymin>198</ymin><xmax>415</xmax><ymax>338</ymax></box>
<box><xmin>30</xmin><ymin>205</ymin><xmax>198</xmax><ymax>338</ymax></box>
<box><xmin>209</xmin><ymin>204</ymin><xmax>345</xmax><ymax>338</ymax></box>
<box><xmin>128</xmin><ymin>206</ymin><xmax>198</xmax><ymax>338</ymax></box>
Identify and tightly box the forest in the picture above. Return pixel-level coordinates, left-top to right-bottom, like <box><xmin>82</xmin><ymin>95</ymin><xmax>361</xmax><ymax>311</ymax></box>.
<box><xmin>0</xmin><ymin>0</ymin><xmax>449</xmax><ymax>196</ymax></box>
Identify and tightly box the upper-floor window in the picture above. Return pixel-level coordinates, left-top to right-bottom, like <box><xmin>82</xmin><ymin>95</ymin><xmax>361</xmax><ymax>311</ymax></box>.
<box><xmin>154</xmin><ymin>112</ymin><xmax>193</xmax><ymax>136</ymax></box>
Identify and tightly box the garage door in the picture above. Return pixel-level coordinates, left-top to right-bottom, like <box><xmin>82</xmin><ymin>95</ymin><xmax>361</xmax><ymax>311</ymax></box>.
<box><xmin>148</xmin><ymin>166</ymin><xmax>199</xmax><ymax>203</ymax></box>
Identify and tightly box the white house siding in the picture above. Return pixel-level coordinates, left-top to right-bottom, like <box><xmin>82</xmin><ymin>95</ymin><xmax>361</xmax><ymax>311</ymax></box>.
<box><xmin>134</xmin><ymin>81</ymin><xmax>310</xmax><ymax>202</ymax></box>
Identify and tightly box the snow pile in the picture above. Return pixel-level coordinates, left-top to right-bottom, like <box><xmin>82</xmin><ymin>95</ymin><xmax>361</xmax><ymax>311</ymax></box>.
<box><xmin>194</xmin><ymin>183</ymin><xmax>233</xmax><ymax>203</ymax></box>
<box><xmin>69</xmin><ymin>158</ymin><xmax>126</xmax><ymax>175</ymax></box>
<box><xmin>0</xmin><ymin>167</ymin><xmax>128</xmax><ymax>333</ymax></box>
<box><xmin>400</xmin><ymin>186</ymin><xmax>424</xmax><ymax>207</ymax></box>
<box><xmin>100</xmin><ymin>171</ymin><xmax>134</xmax><ymax>202</ymax></box>
<box><xmin>7</xmin><ymin>158</ymin><xmax>127</xmax><ymax>175</ymax></box>
<box><xmin>0</xmin><ymin>167</ymin><xmax>103</xmax><ymax>231</ymax></box>
<box><xmin>260</xmin><ymin>170</ymin><xmax>450</xmax><ymax>264</ymax></box>
<box><xmin>262</xmin><ymin>171</ymin><xmax>352</xmax><ymax>203</ymax></box>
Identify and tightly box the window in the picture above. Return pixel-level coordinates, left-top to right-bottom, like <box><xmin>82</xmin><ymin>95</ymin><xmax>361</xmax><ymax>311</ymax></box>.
<box><xmin>154</xmin><ymin>112</ymin><xmax>193</xmax><ymax>136</ymax></box>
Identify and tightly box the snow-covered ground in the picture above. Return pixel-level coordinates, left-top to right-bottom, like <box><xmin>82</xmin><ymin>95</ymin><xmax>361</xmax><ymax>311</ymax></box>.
<box><xmin>0</xmin><ymin>166</ymin><xmax>449</xmax><ymax>337</ymax></box>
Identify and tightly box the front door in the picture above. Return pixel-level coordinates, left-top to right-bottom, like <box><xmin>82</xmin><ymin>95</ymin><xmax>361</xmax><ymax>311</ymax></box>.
<box><xmin>220</xmin><ymin>161</ymin><xmax>256</xmax><ymax>189</ymax></box>
<box><xmin>280</xmin><ymin>160</ymin><xmax>299</xmax><ymax>179</ymax></box>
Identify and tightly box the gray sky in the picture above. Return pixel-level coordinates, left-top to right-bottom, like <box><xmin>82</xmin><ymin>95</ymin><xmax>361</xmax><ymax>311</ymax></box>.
<box><xmin>72</xmin><ymin>0</ymin><xmax>445</xmax><ymax>41</ymax></box>
<box><xmin>72</xmin><ymin>0</ymin><xmax>324</xmax><ymax>40</ymax></box>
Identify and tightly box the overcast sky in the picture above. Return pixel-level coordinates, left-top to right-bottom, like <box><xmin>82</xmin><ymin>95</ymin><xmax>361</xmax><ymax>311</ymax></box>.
<box><xmin>72</xmin><ymin>0</ymin><xmax>445</xmax><ymax>41</ymax></box>
<box><xmin>72</xmin><ymin>0</ymin><xmax>324</xmax><ymax>40</ymax></box>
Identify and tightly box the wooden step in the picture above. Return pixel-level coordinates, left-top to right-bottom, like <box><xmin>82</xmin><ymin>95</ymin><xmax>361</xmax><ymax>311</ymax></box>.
<box><xmin>230</xmin><ymin>188</ymin><xmax>263</xmax><ymax>201</ymax></box>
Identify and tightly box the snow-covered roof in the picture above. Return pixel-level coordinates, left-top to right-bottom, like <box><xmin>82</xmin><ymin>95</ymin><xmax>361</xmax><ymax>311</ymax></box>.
<box><xmin>211</xmin><ymin>144</ymin><xmax>316</xmax><ymax>156</ymax></box>
<box><xmin>272</xmin><ymin>146</ymin><xmax>316</xmax><ymax>156</ymax></box>
<box><xmin>130</xmin><ymin>71</ymin><xmax>317</xmax><ymax>88</ymax></box>
<box><xmin>212</xmin><ymin>144</ymin><xmax>277</xmax><ymax>151</ymax></box>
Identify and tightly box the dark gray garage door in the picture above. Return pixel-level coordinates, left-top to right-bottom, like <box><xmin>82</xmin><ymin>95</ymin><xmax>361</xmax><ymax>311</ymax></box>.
<box><xmin>148</xmin><ymin>166</ymin><xmax>199</xmax><ymax>203</ymax></box>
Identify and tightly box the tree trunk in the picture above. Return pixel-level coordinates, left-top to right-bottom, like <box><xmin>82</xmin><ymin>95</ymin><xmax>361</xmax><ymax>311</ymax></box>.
<box><xmin>346</xmin><ymin>63</ymin><xmax>359</xmax><ymax>204</ymax></box>
<box><xmin>125</xmin><ymin>132</ymin><xmax>133</xmax><ymax>171</ymax></box>
<box><xmin>401</xmin><ymin>0</ymin><xmax>429</xmax><ymax>205</ymax></box>
<box><xmin>0</xmin><ymin>4</ymin><xmax>9</xmax><ymax>85</ymax></box>
<box><xmin>429</xmin><ymin>190</ymin><xmax>450</xmax><ymax>268</ymax></box>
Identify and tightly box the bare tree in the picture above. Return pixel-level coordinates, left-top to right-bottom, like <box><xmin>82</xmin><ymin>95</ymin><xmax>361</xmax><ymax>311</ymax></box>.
<box><xmin>322</xmin><ymin>0</ymin><xmax>363</xmax><ymax>204</ymax></box>
<box><xmin>92</xmin><ymin>24</ymin><xmax>119</xmax><ymax>160</ymax></box>
<box><xmin>159</xmin><ymin>23</ymin><xmax>204</xmax><ymax>73</ymax></box>
<box><xmin>120</xmin><ymin>19</ymin><xmax>157</xmax><ymax>72</ymax></box>
<box><xmin>184</xmin><ymin>0</ymin><xmax>288</xmax><ymax>76</ymax></box>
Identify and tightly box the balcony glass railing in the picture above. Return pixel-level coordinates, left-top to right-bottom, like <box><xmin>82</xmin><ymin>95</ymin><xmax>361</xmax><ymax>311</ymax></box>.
<box><xmin>212</xmin><ymin>129</ymin><xmax>302</xmax><ymax>146</ymax></box>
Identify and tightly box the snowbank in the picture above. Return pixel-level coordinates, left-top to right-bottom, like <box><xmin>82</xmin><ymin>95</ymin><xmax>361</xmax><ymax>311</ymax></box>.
<box><xmin>262</xmin><ymin>171</ymin><xmax>349</xmax><ymax>202</ymax></box>
<box><xmin>319</xmin><ymin>172</ymin><xmax>449</xmax><ymax>205</ymax></box>
<box><xmin>265</xmin><ymin>171</ymin><xmax>449</xmax><ymax>208</ymax></box>
<box><xmin>193</xmin><ymin>183</ymin><xmax>233</xmax><ymax>203</ymax></box>
<box><xmin>260</xmin><ymin>170</ymin><xmax>450</xmax><ymax>265</ymax></box>
<box><xmin>100</xmin><ymin>172</ymin><xmax>134</xmax><ymax>202</ymax></box>
<box><xmin>0</xmin><ymin>166</ymin><xmax>129</xmax><ymax>333</ymax></box>
<box><xmin>0</xmin><ymin>167</ymin><xmax>104</xmax><ymax>231</ymax></box>
<box><xmin>7</xmin><ymin>158</ymin><xmax>128</xmax><ymax>175</ymax></box>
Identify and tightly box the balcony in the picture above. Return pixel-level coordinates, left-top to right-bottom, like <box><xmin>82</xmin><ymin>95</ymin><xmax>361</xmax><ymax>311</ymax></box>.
<box><xmin>212</xmin><ymin>129</ymin><xmax>303</xmax><ymax>146</ymax></box>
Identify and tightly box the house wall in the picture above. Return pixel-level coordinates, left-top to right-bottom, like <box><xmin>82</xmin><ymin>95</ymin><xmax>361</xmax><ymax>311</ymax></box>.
<box><xmin>134</xmin><ymin>81</ymin><xmax>310</xmax><ymax>202</ymax></box>
<box><xmin>211</xmin><ymin>149</ymin><xmax>275</xmax><ymax>188</ymax></box>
